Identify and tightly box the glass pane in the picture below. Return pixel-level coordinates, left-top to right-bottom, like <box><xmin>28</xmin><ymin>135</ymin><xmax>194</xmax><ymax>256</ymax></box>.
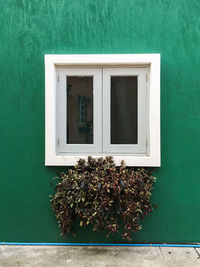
<box><xmin>67</xmin><ymin>76</ymin><xmax>93</xmax><ymax>144</ymax></box>
<box><xmin>111</xmin><ymin>76</ymin><xmax>137</xmax><ymax>144</ymax></box>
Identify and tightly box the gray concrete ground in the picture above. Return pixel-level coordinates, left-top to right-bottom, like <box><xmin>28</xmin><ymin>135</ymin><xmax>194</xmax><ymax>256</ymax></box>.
<box><xmin>0</xmin><ymin>245</ymin><xmax>200</xmax><ymax>267</ymax></box>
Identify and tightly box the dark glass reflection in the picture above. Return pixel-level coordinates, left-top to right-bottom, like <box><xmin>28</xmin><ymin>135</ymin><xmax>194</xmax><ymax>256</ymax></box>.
<box><xmin>111</xmin><ymin>76</ymin><xmax>138</xmax><ymax>144</ymax></box>
<box><xmin>67</xmin><ymin>76</ymin><xmax>93</xmax><ymax>144</ymax></box>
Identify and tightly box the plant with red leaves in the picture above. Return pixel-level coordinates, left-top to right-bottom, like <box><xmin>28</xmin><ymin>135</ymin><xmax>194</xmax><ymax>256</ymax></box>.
<box><xmin>50</xmin><ymin>156</ymin><xmax>157</xmax><ymax>241</ymax></box>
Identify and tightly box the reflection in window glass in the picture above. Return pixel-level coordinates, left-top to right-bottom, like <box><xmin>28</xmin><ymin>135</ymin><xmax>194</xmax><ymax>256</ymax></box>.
<box><xmin>79</xmin><ymin>96</ymin><xmax>86</xmax><ymax>124</ymax></box>
<box><xmin>67</xmin><ymin>76</ymin><xmax>93</xmax><ymax>144</ymax></box>
<box><xmin>111</xmin><ymin>76</ymin><xmax>138</xmax><ymax>144</ymax></box>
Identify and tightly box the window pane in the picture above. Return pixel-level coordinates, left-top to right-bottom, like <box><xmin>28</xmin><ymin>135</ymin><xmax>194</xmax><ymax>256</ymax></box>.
<box><xmin>67</xmin><ymin>76</ymin><xmax>93</xmax><ymax>144</ymax></box>
<box><xmin>111</xmin><ymin>76</ymin><xmax>137</xmax><ymax>144</ymax></box>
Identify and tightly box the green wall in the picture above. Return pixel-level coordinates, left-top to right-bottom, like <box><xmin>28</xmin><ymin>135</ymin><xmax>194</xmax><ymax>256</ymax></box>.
<box><xmin>1</xmin><ymin>0</ymin><xmax>200</xmax><ymax>243</ymax></box>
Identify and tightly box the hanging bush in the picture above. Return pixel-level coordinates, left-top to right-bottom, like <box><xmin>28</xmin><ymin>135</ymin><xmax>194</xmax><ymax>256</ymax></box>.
<box><xmin>50</xmin><ymin>156</ymin><xmax>157</xmax><ymax>241</ymax></box>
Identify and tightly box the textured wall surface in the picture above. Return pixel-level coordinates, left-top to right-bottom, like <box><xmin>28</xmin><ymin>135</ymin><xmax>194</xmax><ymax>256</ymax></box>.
<box><xmin>0</xmin><ymin>0</ymin><xmax>200</xmax><ymax>243</ymax></box>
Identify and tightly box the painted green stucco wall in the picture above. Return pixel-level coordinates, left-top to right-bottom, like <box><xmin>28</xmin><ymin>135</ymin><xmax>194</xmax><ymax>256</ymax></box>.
<box><xmin>0</xmin><ymin>0</ymin><xmax>200</xmax><ymax>243</ymax></box>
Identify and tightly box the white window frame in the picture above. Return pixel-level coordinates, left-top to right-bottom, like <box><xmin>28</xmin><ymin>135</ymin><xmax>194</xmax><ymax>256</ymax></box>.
<box><xmin>45</xmin><ymin>54</ymin><xmax>160</xmax><ymax>166</ymax></box>
<box><xmin>103</xmin><ymin>67</ymin><xmax>147</xmax><ymax>154</ymax></box>
<box><xmin>57</xmin><ymin>67</ymin><xmax>102</xmax><ymax>154</ymax></box>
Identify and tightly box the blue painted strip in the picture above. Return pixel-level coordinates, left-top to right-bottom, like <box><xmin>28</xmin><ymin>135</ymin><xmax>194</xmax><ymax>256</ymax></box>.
<box><xmin>0</xmin><ymin>242</ymin><xmax>200</xmax><ymax>247</ymax></box>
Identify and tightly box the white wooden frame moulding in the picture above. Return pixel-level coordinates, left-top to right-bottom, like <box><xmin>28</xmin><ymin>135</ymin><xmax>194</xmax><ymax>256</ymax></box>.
<box><xmin>45</xmin><ymin>54</ymin><xmax>160</xmax><ymax>166</ymax></box>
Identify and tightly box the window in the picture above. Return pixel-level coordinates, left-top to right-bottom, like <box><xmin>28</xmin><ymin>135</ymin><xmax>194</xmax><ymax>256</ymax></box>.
<box><xmin>45</xmin><ymin>54</ymin><xmax>160</xmax><ymax>166</ymax></box>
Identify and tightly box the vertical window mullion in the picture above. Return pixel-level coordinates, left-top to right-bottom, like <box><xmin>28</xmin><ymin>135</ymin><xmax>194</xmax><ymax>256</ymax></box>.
<box><xmin>57</xmin><ymin>68</ymin><xmax>67</xmax><ymax>152</ymax></box>
<box><xmin>137</xmin><ymin>70</ymin><xmax>147</xmax><ymax>152</ymax></box>
<box><xmin>103</xmin><ymin>68</ymin><xmax>111</xmax><ymax>153</ymax></box>
<box><xmin>93</xmin><ymin>68</ymin><xmax>103</xmax><ymax>153</ymax></box>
